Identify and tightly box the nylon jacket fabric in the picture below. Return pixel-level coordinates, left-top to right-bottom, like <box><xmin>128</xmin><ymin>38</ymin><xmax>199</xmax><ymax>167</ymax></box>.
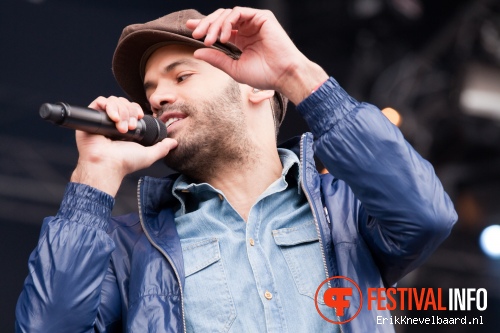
<box><xmin>16</xmin><ymin>77</ymin><xmax>457</xmax><ymax>333</ymax></box>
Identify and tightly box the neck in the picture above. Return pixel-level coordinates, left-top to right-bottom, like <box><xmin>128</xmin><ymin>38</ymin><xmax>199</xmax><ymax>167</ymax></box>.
<box><xmin>202</xmin><ymin>147</ymin><xmax>283</xmax><ymax>221</ymax></box>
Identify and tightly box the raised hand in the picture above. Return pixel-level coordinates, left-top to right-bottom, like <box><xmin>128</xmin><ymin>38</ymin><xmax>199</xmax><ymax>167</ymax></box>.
<box><xmin>186</xmin><ymin>7</ymin><xmax>328</xmax><ymax>105</ymax></box>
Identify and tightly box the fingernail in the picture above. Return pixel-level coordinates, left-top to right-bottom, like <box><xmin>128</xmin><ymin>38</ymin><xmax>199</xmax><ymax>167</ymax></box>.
<box><xmin>130</xmin><ymin>118</ymin><xmax>137</xmax><ymax>128</ymax></box>
<box><xmin>121</xmin><ymin>120</ymin><xmax>128</xmax><ymax>131</ymax></box>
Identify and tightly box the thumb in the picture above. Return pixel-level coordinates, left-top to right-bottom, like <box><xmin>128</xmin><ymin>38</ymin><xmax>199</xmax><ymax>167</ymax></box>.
<box><xmin>142</xmin><ymin>138</ymin><xmax>178</xmax><ymax>165</ymax></box>
<box><xmin>194</xmin><ymin>48</ymin><xmax>236</xmax><ymax>76</ymax></box>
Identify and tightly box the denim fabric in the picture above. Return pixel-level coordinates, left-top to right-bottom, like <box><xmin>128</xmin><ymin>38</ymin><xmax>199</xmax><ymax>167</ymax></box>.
<box><xmin>173</xmin><ymin>148</ymin><xmax>339</xmax><ymax>333</ymax></box>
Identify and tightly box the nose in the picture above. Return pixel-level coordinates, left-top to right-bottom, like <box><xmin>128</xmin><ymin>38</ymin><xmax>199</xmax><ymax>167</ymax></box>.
<box><xmin>148</xmin><ymin>85</ymin><xmax>177</xmax><ymax>113</ymax></box>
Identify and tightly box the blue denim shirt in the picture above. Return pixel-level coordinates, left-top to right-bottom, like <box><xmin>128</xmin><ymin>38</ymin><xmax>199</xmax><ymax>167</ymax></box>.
<box><xmin>172</xmin><ymin>148</ymin><xmax>340</xmax><ymax>333</ymax></box>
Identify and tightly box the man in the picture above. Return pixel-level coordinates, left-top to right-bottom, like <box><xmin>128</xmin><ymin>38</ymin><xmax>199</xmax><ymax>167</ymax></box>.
<box><xmin>16</xmin><ymin>7</ymin><xmax>457</xmax><ymax>333</ymax></box>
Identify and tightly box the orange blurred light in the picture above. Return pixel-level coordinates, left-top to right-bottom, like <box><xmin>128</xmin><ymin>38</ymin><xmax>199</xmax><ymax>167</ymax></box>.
<box><xmin>381</xmin><ymin>107</ymin><xmax>402</xmax><ymax>127</ymax></box>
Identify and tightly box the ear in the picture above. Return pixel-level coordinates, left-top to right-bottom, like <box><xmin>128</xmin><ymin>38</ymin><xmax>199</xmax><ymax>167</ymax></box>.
<box><xmin>248</xmin><ymin>88</ymin><xmax>275</xmax><ymax>105</ymax></box>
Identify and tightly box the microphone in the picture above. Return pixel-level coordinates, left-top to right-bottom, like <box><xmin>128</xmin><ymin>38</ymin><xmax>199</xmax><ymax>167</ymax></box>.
<box><xmin>39</xmin><ymin>102</ymin><xmax>167</xmax><ymax>146</ymax></box>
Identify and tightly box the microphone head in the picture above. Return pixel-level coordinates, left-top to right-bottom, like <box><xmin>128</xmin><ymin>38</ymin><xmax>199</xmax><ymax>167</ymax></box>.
<box><xmin>141</xmin><ymin>115</ymin><xmax>167</xmax><ymax>146</ymax></box>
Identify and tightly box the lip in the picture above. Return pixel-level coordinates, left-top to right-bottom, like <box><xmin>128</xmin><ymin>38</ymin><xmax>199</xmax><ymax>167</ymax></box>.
<box><xmin>166</xmin><ymin>118</ymin><xmax>185</xmax><ymax>133</ymax></box>
<box><xmin>158</xmin><ymin>111</ymin><xmax>187</xmax><ymax>124</ymax></box>
<box><xmin>157</xmin><ymin>111</ymin><xmax>187</xmax><ymax>135</ymax></box>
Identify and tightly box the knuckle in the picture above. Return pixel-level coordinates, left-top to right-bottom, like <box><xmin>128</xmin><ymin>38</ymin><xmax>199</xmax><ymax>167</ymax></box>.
<box><xmin>90</xmin><ymin>96</ymin><xmax>106</xmax><ymax>107</ymax></box>
<box><xmin>263</xmin><ymin>9</ymin><xmax>274</xmax><ymax>17</ymax></box>
<box><xmin>127</xmin><ymin>107</ymin><xmax>138</xmax><ymax>117</ymax></box>
<box><xmin>116</xmin><ymin>106</ymin><xmax>127</xmax><ymax>116</ymax></box>
<box><xmin>207</xmin><ymin>8</ymin><xmax>224</xmax><ymax>20</ymax></box>
<box><xmin>132</xmin><ymin>103</ymin><xmax>144</xmax><ymax>114</ymax></box>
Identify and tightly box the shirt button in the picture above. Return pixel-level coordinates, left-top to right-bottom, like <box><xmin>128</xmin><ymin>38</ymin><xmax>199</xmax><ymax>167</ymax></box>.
<box><xmin>249</xmin><ymin>238</ymin><xmax>255</xmax><ymax>246</ymax></box>
<box><xmin>264</xmin><ymin>291</ymin><xmax>273</xmax><ymax>300</ymax></box>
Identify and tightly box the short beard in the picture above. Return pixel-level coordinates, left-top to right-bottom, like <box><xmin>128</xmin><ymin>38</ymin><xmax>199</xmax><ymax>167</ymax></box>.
<box><xmin>163</xmin><ymin>80</ymin><xmax>255</xmax><ymax>181</ymax></box>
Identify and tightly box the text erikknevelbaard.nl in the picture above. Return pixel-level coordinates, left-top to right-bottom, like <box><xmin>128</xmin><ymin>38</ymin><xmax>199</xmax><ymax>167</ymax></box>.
<box><xmin>377</xmin><ymin>315</ymin><xmax>483</xmax><ymax>325</ymax></box>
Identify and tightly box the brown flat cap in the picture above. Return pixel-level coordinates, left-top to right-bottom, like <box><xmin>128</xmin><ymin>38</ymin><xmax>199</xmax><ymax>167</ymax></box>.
<box><xmin>112</xmin><ymin>9</ymin><xmax>288</xmax><ymax>124</ymax></box>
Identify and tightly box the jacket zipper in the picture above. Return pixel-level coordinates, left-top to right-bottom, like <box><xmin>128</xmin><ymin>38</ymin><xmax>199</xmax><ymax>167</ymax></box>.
<box><xmin>136</xmin><ymin>178</ymin><xmax>187</xmax><ymax>333</ymax></box>
<box><xmin>299</xmin><ymin>134</ymin><xmax>344</xmax><ymax>333</ymax></box>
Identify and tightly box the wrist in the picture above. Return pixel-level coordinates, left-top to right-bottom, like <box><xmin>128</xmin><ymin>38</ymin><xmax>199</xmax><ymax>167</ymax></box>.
<box><xmin>71</xmin><ymin>162</ymin><xmax>125</xmax><ymax>197</ymax></box>
<box><xmin>278</xmin><ymin>57</ymin><xmax>329</xmax><ymax>105</ymax></box>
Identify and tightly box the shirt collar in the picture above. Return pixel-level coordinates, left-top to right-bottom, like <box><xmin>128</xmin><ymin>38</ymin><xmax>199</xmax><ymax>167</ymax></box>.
<box><xmin>277</xmin><ymin>147</ymin><xmax>301</xmax><ymax>186</ymax></box>
<box><xmin>172</xmin><ymin>148</ymin><xmax>301</xmax><ymax>214</ymax></box>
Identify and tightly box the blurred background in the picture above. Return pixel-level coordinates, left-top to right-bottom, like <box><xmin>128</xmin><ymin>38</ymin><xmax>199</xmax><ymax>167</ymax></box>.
<box><xmin>1</xmin><ymin>0</ymin><xmax>500</xmax><ymax>332</ymax></box>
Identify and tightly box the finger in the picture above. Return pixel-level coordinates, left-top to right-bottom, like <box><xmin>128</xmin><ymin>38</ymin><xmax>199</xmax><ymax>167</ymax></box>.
<box><xmin>224</xmin><ymin>8</ymin><xmax>244</xmax><ymax>31</ymax></box>
<box><xmin>110</xmin><ymin>96</ymin><xmax>130</xmax><ymax>133</ymax></box>
<box><xmin>133</xmin><ymin>103</ymin><xmax>145</xmax><ymax>119</ymax></box>
<box><xmin>186</xmin><ymin>18</ymin><xmax>201</xmax><ymax>31</ymax></box>
<box><xmin>120</xmin><ymin>98</ymin><xmax>140</xmax><ymax>130</ymax></box>
<box><xmin>227</xmin><ymin>6</ymin><xmax>266</xmax><ymax>25</ymax></box>
<box><xmin>102</xmin><ymin>96</ymin><xmax>122</xmax><ymax>125</ymax></box>
<box><xmin>219</xmin><ymin>13</ymin><xmax>237</xmax><ymax>43</ymax></box>
<box><xmin>191</xmin><ymin>8</ymin><xmax>226</xmax><ymax>40</ymax></box>
<box><xmin>216</xmin><ymin>7</ymin><xmax>262</xmax><ymax>44</ymax></box>
<box><xmin>142</xmin><ymin>138</ymin><xmax>178</xmax><ymax>165</ymax></box>
<box><xmin>205</xmin><ymin>8</ymin><xmax>233</xmax><ymax>45</ymax></box>
<box><xmin>129</xmin><ymin>102</ymin><xmax>144</xmax><ymax>129</ymax></box>
<box><xmin>91</xmin><ymin>95</ymin><xmax>120</xmax><ymax>123</ymax></box>
<box><xmin>156</xmin><ymin>138</ymin><xmax>178</xmax><ymax>153</ymax></box>
<box><xmin>89</xmin><ymin>96</ymin><xmax>111</xmax><ymax>113</ymax></box>
<box><xmin>193</xmin><ymin>48</ymin><xmax>236</xmax><ymax>77</ymax></box>
<box><xmin>227</xmin><ymin>29</ymin><xmax>239</xmax><ymax>45</ymax></box>
<box><xmin>225</xmin><ymin>7</ymin><xmax>270</xmax><ymax>35</ymax></box>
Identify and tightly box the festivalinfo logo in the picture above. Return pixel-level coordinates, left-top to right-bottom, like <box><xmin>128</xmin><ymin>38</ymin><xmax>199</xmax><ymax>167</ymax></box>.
<box><xmin>315</xmin><ymin>276</ymin><xmax>487</xmax><ymax>325</ymax></box>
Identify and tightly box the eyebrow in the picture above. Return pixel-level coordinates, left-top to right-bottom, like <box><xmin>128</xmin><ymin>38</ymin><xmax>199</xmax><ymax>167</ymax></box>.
<box><xmin>165</xmin><ymin>58</ymin><xmax>199</xmax><ymax>73</ymax></box>
<box><xmin>143</xmin><ymin>58</ymin><xmax>199</xmax><ymax>91</ymax></box>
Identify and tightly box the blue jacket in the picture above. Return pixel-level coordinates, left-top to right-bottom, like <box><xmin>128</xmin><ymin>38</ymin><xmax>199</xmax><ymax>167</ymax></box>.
<box><xmin>16</xmin><ymin>78</ymin><xmax>457</xmax><ymax>333</ymax></box>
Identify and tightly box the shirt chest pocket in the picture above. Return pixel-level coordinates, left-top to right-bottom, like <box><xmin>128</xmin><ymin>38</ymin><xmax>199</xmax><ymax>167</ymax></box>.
<box><xmin>181</xmin><ymin>238</ymin><xmax>236</xmax><ymax>332</ymax></box>
<box><xmin>272</xmin><ymin>221</ymin><xmax>328</xmax><ymax>303</ymax></box>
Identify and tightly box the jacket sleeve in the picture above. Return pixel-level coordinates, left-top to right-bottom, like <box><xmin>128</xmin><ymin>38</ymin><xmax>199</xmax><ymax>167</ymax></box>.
<box><xmin>15</xmin><ymin>182</ymin><xmax>120</xmax><ymax>332</ymax></box>
<box><xmin>296</xmin><ymin>77</ymin><xmax>458</xmax><ymax>286</ymax></box>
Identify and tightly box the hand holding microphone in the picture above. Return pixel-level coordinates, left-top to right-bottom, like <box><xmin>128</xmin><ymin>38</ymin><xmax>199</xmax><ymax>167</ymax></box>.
<box><xmin>39</xmin><ymin>97</ymin><xmax>177</xmax><ymax>197</ymax></box>
<box><xmin>40</xmin><ymin>102</ymin><xmax>167</xmax><ymax>146</ymax></box>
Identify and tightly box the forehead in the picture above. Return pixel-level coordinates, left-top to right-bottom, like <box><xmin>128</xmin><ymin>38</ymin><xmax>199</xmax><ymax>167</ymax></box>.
<box><xmin>143</xmin><ymin>43</ymin><xmax>236</xmax><ymax>87</ymax></box>
<box><xmin>145</xmin><ymin>44</ymin><xmax>199</xmax><ymax>71</ymax></box>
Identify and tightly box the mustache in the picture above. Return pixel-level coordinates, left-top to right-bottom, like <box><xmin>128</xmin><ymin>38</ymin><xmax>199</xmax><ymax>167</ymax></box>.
<box><xmin>157</xmin><ymin>102</ymin><xmax>194</xmax><ymax>118</ymax></box>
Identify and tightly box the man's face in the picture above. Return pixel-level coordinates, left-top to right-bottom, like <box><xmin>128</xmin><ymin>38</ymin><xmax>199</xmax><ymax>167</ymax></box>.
<box><xmin>143</xmin><ymin>44</ymin><xmax>254</xmax><ymax>179</ymax></box>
